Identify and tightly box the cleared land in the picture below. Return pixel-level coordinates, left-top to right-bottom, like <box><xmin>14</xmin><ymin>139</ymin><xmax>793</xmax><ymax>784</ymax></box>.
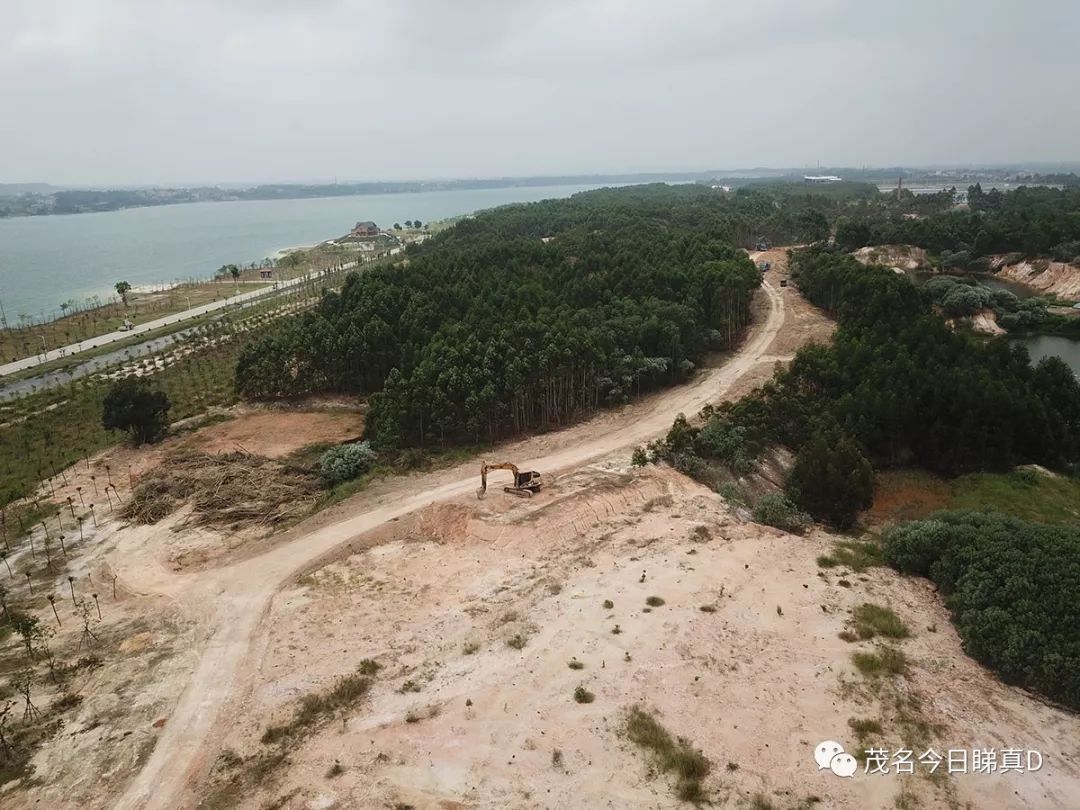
<box><xmin>3</xmin><ymin>251</ymin><xmax>1075</xmax><ymax>810</ymax></box>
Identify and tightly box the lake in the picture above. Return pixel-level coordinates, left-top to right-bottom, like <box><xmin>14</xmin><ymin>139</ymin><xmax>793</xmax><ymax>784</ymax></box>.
<box><xmin>1011</xmin><ymin>334</ymin><xmax>1080</xmax><ymax>377</ymax></box>
<box><xmin>0</xmin><ymin>183</ymin><xmax>626</xmax><ymax>321</ymax></box>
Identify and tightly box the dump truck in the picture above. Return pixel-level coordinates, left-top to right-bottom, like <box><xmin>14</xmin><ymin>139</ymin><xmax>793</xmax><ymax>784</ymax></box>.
<box><xmin>477</xmin><ymin>462</ymin><xmax>543</xmax><ymax>498</ymax></box>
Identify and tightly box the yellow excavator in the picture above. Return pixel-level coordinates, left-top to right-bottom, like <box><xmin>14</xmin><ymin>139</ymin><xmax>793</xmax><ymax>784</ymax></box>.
<box><xmin>477</xmin><ymin>461</ymin><xmax>543</xmax><ymax>499</ymax></box>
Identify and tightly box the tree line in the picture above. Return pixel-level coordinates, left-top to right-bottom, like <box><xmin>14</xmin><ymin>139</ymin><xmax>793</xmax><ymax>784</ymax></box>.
<box><xmin>836</xmin><ymin>184</ymin><xmax>1080</xmax><ymax>264</ymax></box>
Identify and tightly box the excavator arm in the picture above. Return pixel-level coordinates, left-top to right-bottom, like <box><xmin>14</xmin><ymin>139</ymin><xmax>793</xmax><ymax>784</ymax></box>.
<box><xmin>477</xmin><ymin>461</ymin><xmax>542</xmax><ymax>499</ymax></box>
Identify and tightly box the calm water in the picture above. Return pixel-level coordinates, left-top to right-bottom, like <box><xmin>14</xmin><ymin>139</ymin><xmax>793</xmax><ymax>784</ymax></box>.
<box><xmin>1011</xmin><ymin>335</ymin><xmax>1080</xmax><ymax>377</ymax></box>
<box><xmin>0</xmin><ymin>183</ymin><xmax>622</xmax><ymax>320</ymax></box>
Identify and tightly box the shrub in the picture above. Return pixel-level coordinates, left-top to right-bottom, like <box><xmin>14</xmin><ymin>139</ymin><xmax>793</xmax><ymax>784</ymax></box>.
<box><xmin>883</xmin><ymin>511</ymin><xmax>1080</xmax><ymax>708</ymax></box>
<box><xmin>573</xmin><ymin>686</ymin><xmax>595</xmax><ymax>704</ymax></box>
<box><xmin>319</xmin><ymin>441</ymin><xmax>377</xmax><ymax>485</ymax></box>
<box><xmin>852</xmin><ymin>646</ymin><xmax>908</xmax><ymax>678</ymax></box>
<box><xmin>694</xmin><ymin>418</ymin><xmax>756</xmax><ymax>473</ymax></box>
<box><xmin>751</xmin><ymin>493</ymin><xmax>810</xmax><ymax>533</ymax></box>
<box><xmin>101</xmin><ymin>377</ymin><xmax>171</xmax><ymax>445</ymax></box>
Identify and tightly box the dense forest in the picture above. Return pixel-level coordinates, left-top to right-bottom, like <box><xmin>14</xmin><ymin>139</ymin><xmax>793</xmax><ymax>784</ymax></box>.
<box><xmin>885</xmin><ymin>511</ymin><xmax>1080</xmax><ymax>709</ymax></box>
<box><xmin>235</xmin><ymin>185</ymin><xmax>840</xmax><ymax>445</ymax></box>
<box><xmin>650</xmin><ymin>247</ymin><xmax>1080</xmax><ymax>528</ymax></box>
<box><xmin>836</xmin><ymin>184</ymin><xmax>1080</xmax><ymax>263</ymax></box>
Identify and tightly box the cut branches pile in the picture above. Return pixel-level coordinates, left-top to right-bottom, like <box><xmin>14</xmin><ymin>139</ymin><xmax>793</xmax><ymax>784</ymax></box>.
<box><xmin>122</xmin><ymin>451</ymin><xmax>320</xmax><ymax>529</ymax></box>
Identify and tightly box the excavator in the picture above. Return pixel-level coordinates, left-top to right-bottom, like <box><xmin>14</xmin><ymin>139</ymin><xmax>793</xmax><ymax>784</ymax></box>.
<box><xmin>477</xmin><ymin>462</ymin><xmax>543</xmax><ymax>499</ymax></box>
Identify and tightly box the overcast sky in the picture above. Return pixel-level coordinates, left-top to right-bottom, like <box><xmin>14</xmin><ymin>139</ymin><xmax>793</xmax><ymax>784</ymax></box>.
<box><xmin>2</xmin><ymin>0</ymin><xmax>1077</xmax><ymax>186</ymax></box>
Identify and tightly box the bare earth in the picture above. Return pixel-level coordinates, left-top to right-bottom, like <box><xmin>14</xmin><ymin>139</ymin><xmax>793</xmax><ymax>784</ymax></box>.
<box><xmin>5</xmin><ymin>250</ymin><xmax>1078</xmax><ymax>810</ymax></box>
<box><xmin>993</xmin><ymin>257</ymin><xmax>1080</xmax><ymax>300</ymax></box>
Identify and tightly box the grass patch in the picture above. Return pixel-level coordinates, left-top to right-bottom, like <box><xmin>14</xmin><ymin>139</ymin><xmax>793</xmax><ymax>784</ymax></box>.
<box><xmin>869</xmin><ymin>468</ymin><xmax>1080</xmax><ymax>527</ymax></box>
<box><xmin>260</xmin><ymin>666</ymin><xmax>372</xmax><ymax>746</ymax></box>
<box><xmin>625</xmin><ymin>706</ymin><xmax>710</xmax><ymax>803</ymax></box>
<box><xmin>817</xmin><ymin>537</ymin><xmax>883</xmax><ymax>572</ymax></box>
<box><xmin>602</xmin><ymin>599</ymin><xmax>614</xmax><ymax>609</ymax></box>
<box><xmin>568</xmin><ymin>659</ymin><xmax>585</xmax><ymax>670</ymax></box>
<box><xmin>851</xmin><ymin>603</ymin><xmax>910</xmax><ymax>640</ymax></box>
<box><xmin>852</xmin><ymin>646</ymin><xmax>908</xmax><ymax>678</ymax></box>
<box><xmin>952</xmin><ymin>470</ymin><xmax>1080</xmax><ymax>525</ymax></box>
<box><xmin>506</xmin><ymin>633</ymin><xmax>528</xmax><ymax>650</ymax></box>
<box><xmin>645</xmin><ymin>596</ymin><xmax>666</xmax><ymax>607</ymax></box>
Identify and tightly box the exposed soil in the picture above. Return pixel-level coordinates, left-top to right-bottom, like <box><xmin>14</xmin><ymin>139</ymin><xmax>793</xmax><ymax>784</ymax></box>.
<box><xmin>852</xmin><ymin>245</ymin><xmax>930</xmax><ymax>272</ymax></box>
<box><xmin>201</xmin><ymin>463</ymin><xmax>1080</xmax><ymax>810</ymax></box>
<box><xmin>864</xmin><ymin>470</ymin><xmax>955</xmax><ymax>527</ymax></box>
<box><xmin>992</xmin><ymin>257</ymin><xmax>1080</xmax><ymax>300</ymax></box>
<box><xmin>178</xmin><ymin>409</ymin><xmax>363</xmax><ymax>459</ymax></box>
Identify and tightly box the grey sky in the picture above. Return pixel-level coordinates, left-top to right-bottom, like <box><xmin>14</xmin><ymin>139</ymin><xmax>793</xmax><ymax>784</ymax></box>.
<box><xmin>2</xmin><ymin>0</ymin><xmax>1077</xmax><ymax>185</ymax></box>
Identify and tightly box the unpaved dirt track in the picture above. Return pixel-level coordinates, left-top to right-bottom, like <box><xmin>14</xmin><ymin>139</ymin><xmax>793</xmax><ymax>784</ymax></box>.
<box><xmin>114</xmin><ymin>269</ymin><xmax>786</xmax><ymax>810</ymax></box>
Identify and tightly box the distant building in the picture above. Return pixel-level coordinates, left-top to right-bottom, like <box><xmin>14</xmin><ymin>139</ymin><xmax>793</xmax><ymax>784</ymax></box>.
<box><xmin>351</xmin><ymin>221</ymin><xmax>379</xmax><ymax>236</ymax></box>
<box><xmin>259</xmin><ymin>268</ymin><xmax>274</xmax><ymax>279</ymax></box>
<box><xmin>803</xmin><ymin>175</ymin><xmax>843</xmax><ymax>184</ymax></box>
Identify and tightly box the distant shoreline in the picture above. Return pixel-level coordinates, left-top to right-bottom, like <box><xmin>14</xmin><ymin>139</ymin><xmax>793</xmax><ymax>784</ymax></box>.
<box><xmin>0</xmin><ymin>173</ymin><xmax>703</xmax><ymax>220</ymax></box>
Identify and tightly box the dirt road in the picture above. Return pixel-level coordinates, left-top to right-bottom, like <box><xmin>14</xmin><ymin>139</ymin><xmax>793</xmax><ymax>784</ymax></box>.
<box><xmin>114</xmin><ymin>263</ymin><xmax>786</xmax><ymax>809</ymax></box>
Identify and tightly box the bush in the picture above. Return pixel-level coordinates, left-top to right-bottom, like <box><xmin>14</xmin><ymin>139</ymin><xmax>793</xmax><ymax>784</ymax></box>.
<box><xmin>101</xmin><ymin>377</ymin><xmax>171</xmax><ymax>445</ymax></box>
<box><xmin>940</xmin><ymin>284</ymin><xmax>993</xmax><ymax>316</ymax></box>
<box><xmin>883</xmin><ymin>511</ymin><xmax>1080</xmax><ymax>708</ymax></box>
<box><xmin>694</xmin><ymin>417</ymin><xmax>756</xmax><ymax>473</ymax></box>
<box><xmin>940</xmin><ymin>249</ymin><xmax>971</xmax><ymax>269</ymax></box>
<box><xmin>319</xmin><ymin>441</ymin><xmax>377</xmax><ymax>485</ymax></box>
<box><xmin>751</xmin><ymin>492</ymin><xmax>810</xmax><ymax>533</ymax></box>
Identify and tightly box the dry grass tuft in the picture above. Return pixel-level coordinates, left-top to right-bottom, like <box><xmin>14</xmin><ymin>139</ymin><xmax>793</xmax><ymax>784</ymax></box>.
<box><xmin>625</xmin><ymin>706</ymin><xmax>710</xmax><ymax>802</ymax></box>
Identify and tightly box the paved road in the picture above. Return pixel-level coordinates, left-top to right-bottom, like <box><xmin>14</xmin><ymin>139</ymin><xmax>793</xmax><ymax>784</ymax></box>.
<box><xmin>0</xmin><ymin>264</ymin><xmax>355</xmax><ymax>379</ymax></box>
<box><xmin>113</xmin><ymin>267</ymin><xmax>787</xmax><ymax>810</ymax></box>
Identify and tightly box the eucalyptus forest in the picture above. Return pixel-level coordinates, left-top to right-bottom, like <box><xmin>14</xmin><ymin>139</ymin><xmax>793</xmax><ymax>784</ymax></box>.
<box><xmin>235</xmin><ymin>185</ymin><xmax>836</xmax><ymax>445</ymax></box>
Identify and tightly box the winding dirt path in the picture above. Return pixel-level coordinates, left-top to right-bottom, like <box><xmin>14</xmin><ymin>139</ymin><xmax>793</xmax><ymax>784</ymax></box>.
<box><xmin>114</xmin><ymin>267</ymin><xmax>786</xmax><ymax>809</ymax></box>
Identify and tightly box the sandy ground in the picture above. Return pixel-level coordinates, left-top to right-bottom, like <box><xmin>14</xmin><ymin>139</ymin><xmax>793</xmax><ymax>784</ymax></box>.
<box><xmin>206</xmin><ymin>464</ymin><xmax>1080</xmax><ymax>810</ymax></box>
<box><xmin>0</xmin><ymin>402</ymin><xmax>365</xmax><ymax>810</ymax></box>
<box><xmin>103</xmin><ymin>263</ymin><xmax>789</xmax><ymax>810</ymax></box>
<box><xmin>177</xmin><ymin>409</ymin><xmax>363</xmax><ymax>459</ymax></box>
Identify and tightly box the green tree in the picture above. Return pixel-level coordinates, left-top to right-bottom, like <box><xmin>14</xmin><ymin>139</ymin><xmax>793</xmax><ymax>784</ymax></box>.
<box><xmin>114</xmin><ymin>281</ymin><xmax>132</xmax><ymax>307</ymax></box>
<box><xmin>101</xmin><ymin>377</ymin><xmax>172</xmax><ymax>445</ymax></box>
<box><xmin>786</xmin><ymin>431</ymin><xmax>874</xmax><ymax>530</ymax></box>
